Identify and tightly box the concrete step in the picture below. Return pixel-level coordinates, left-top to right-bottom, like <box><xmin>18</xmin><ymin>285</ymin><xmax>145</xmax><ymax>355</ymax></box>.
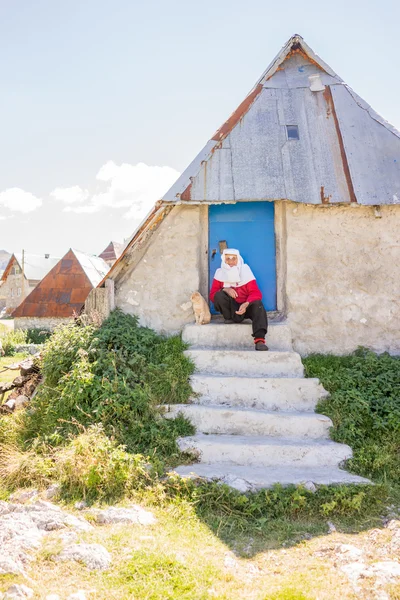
<box><xmin>183</xmin><ymin>321</ymin><xmax>293</xmax><ymax>351</ymax></box>
<box><xmin>164</xmin><ymin>404</ymin><xmax>332</xmax><ymax>439</ymax></box>
<box><xmin>177</xmin><ymin>434</ymin><xmax>352</xmax><ymax>468</ymax></box>
<box><xmin>172</xmin><ymin>463</ymin><xmax>371</xmax><ymax>490</ymax></box>
<box><xmin>191</xmin><ymin>374</ymin><xmax>327</xmax><ymax>411</ymax></box>
<box><xmin>185</xmin><ymin>349</ymin><xmax>304</xmax><ymax>377</ymax></box>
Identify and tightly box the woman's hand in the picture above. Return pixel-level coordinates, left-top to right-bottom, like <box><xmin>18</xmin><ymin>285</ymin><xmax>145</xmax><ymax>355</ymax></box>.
<box><xmin>235</xmin><ymin>302</ymin><xmax>249</xmax><ymax>315</ymax></box>
<box><xmin>223</xmin><ymin>287</ymin><xmax>238</xmax><ymax>299</ymax></box>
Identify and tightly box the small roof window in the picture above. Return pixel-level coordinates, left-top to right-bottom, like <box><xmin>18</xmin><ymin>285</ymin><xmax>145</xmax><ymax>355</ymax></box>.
<box><xmin>286</xmin><ymin>125</ymin><xmax>299</xmax><ymax>140</ymax></box>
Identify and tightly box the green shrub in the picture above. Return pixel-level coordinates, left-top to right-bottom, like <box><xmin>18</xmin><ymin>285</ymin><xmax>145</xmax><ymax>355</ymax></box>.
<box><xmin>162</xmin><ymin>476</ymin><xmax>387</xmax><ymax>523</ymax></box>
<box><xmin>55</xmin><ymin>425</ymin><xmax>151</xmax><ymax>502</ymax></box>
<box><xmin>304</xmin><ymin>349</ymin><xmax>400</xmax><ymax>482</ymax></box>
<box><xmin>26</xmin><ymin>328</ymin><xmax>52</xmax><ymax>345</ymax></box>
<box><xmin>0</xmin><ymin>329</ymin><xmax>27</xmax><ymax>355</ymax></box>
<box><xmin>23</xmin><ymin>310</ymin><xmax>195</xmax><ymax>461</ymax></box>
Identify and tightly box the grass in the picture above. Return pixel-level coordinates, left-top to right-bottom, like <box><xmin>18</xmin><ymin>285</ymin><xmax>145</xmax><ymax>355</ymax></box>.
<box><xmin>0</xmin><ymin>323</ymin><xmax>399</xmax><ymax>599</ymax></box>
<box><xmin>2</xmin><ymin>492</ymin><xmax>395</xmax><ymax>600</ymax></box>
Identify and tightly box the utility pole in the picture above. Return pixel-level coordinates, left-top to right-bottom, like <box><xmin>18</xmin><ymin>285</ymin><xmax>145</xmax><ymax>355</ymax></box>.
<box><xmin>21</xmin><ymin>249</ymin><xmax>25</xmax><ymax>300</ymax></box>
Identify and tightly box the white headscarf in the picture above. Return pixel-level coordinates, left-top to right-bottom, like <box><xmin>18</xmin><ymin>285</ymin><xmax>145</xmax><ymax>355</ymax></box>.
<box><xmin>214</xmin><ymin>249</ymin><xmax>255</xmax><ymax>287</ymax></box>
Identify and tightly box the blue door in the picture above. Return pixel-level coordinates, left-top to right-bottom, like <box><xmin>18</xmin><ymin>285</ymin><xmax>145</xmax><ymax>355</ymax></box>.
<box><xmin>209</xmin><ymin>202</ymin><xmax>277</xmax><ymax>312</ymax></box>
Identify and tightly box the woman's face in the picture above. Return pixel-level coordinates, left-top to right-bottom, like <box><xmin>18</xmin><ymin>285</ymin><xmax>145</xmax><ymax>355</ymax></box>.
<box><xmin>224</xmin><ymin>254</ymin><xmax>238</xmax><ymax>267</ymax></box>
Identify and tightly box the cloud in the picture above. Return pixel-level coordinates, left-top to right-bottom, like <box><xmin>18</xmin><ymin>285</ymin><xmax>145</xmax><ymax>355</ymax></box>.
<box><xmin>65</xmin><ymin>161</ymin><xmax>180</xmax><ymax>220</ymax></box>
<box><xmin>0</xmin><ymin>188</ymin><xmax>42</xmax><ymax>213</ymax></box>
<box><xmin>50</xmin><ymin>186</ymin><xmax>89</xmax><ymax>204</ymax></box>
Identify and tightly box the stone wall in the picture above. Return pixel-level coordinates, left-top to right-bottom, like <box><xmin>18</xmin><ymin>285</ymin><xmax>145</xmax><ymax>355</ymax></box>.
<box><xmin>14</xmin><ymin>317</ymin><xmax>73</xmax><ymax>331</ymax></box>
<box><xmin>285</xmin><ymin>202</ymin><xmax>400</xmax><ymax>355</ymax></box>
<box><xmin>115</xmin><ymin>205</ymin><xmax>203</xmax><ymax>333</ymax></box>
<box><xmin>0</xmin><ymin>274</ymin><xmax>35</xmax><ymax>314</ymax></box>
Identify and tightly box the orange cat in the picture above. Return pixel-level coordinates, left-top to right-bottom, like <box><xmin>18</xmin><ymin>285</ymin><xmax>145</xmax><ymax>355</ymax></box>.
<box><xmin>190</xmin><ymin>291</ymin><xmax>211</xmax><ymax>325</ymax></box>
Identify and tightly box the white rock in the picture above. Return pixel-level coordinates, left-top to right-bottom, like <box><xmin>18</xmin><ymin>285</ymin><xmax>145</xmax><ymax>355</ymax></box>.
<box><xmin>0</xmin><ymin>501</ymin><xmax>92</xmax><ymax>574</ymax></box>
<box><xmin>95</xmin><ymin>506</ymin><xmax>156</xmax><ymax>526</ymax></box>
<box><xmin>304</xmin><ymin>481</ymin><xmax>317</xmax><ymax>493</ymax></box>
<box><xmin>56</xmin><ymin>543</ymin><xmax>111</xmax><ymax>570</ymax></box>
<box><xmin>369</xmin><ymin>561</ymin><xmax>400</xmax><ymax>581</ymax></box>
<box><xmin>221</xmin><ymin>475</ymin><xmax>253</xmax><ymax>493</ymax></box>
<box><xmin>14</xmin><ymin>395</ymin><xmax>29</xmax><ymax>410</ymax></box>
<box><xmin>0</xmin><ymin>555</ymin><xmax>23</xmax><ymax>575</ymax></box>
<box><xmin>3</xmin><ymin>584</ymin><xmax>34</xmax><ymax>599</ymax></box>
<box><xmin>336</xmin><ymin>544</ymin><xmax>363</xmax><ymax>561</ymax></box>
<box><xmin>45</xmin><ymin>595</ymin><xmax>61</xmax><ymax>600</ymax></box>
<box><xmin>9</xmin><ymin>489</ymin><xmax>38</xmax><ymax>503</ymax></box>
<box><xmin>327</xmin><ymin>521</ymin><xmax>336</xmax><ymax>533</ymax></box>
<box><xmin>45</xmin><ymin>484</ymin><xmax>61</xmax><ymax>500</ymax></box>
<box><xmin>74</xmin><ymin>501</ymin><xmax>87</xmax><ymax>511</ymax></box>
<box><xmin>67</xmin><ymin>592</ymin><xmax>88</xmax><ymax>600</ymax></box>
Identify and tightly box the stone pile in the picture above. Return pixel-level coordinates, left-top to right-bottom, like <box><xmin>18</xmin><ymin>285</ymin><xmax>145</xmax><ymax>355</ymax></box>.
<box><xmin>0</xmin><ymin>357</ymin><xmax>41</xmax><ymax>413</ymax></box>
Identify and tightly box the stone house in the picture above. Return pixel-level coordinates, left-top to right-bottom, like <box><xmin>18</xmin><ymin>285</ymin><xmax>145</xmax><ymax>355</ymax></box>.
<box><xmin>0</xmin><ymin>253</ymin><xmax>60</xmax><ymax>314</ymax></box>
<box><xmin>12</xmin><ymin>249</ymin><xmax>109</xmax><ymax>330</ymax></box>
<box><xmin>99</xmin><ymin>35</ymin><xmax>400</xmax><ymax>356</ymax></box>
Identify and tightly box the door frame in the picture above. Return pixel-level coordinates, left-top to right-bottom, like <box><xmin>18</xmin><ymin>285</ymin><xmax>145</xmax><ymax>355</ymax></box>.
<box><xmin>200</xmin><ymin>200</ymin><xmax>287</xmax><ymax>318</ymax></box>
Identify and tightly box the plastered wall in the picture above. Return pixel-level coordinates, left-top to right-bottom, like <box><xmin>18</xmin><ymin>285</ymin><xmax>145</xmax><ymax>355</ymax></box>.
<box><xmin>115</xmin><ymin>205</ymin><xmax>203</xmax><ymax>334</ymax></box>
<box><xmin>285</xmin><ymin>202</ymin><xmax>400</xmax><ymax>355</ymax></box>
<box><xmin>114</xmin><ymin>201</ymin><xmax>400</xmax><ymax>355</ymax></box>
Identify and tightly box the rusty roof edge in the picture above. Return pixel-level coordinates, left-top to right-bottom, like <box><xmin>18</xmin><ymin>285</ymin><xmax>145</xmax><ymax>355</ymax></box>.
<box><xmin>162</xmin><ymin>140</ymin><xmax>217</xmax><ymax>201</ymax></box>
<box><xmin>97</xmin><ymin>202</ymin><xmax>172</xmax><ymax>287</ymax></box>
<box><xmin>256</xmin><ymin>34</ymin><xmax>340</xmax><ymax>88</ymax></box>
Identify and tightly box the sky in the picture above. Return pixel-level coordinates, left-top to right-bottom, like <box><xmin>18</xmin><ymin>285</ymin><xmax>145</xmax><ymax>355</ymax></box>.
<box><xmin>0</xmin><ymin>0</ymin><xmax>399</xmax><ymax>258</ymax></box>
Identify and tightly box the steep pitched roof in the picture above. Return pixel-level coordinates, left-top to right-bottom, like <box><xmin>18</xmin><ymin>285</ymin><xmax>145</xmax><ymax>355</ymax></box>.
<box><xmin>163</xmin><ymin>34</ymin><xmax>400</xmax><ymax>206</ymax></box>
<box><xmin>1</xmin><ymin>253</ymin><xmax>60</xmax><ymax>283</ymax></box>
<box><xmin>12</xmin><ymin>249</ymin><xmax>109</xmax><ymax>318</ymax></box>
<box><xmin>98</xmin><ymin>241</ymin><xmax>125</xmax><ymax>264</ymax></box>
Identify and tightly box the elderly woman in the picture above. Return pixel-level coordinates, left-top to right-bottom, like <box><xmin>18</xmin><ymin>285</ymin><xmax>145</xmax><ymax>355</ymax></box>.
<box><xmin>210</xmin><ymin>248</ymin><xmax>269</xmax><ymax>351</ymax></box>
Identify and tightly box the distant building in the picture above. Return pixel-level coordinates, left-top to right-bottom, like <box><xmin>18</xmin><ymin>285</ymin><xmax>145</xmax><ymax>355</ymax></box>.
<box><xmin>12</xmin><ymin>249</ymin><xmax>109</xmax><ymax>330</ymax></box>
<box><xmin>98</xmin><ymin>241</ymin><xmax>124</xmax><ymax>267</ymax></box>
<box><xmin>0</xmin><ymin>253</ymin><xmax>60</xmax><ymax>314</ymax></box>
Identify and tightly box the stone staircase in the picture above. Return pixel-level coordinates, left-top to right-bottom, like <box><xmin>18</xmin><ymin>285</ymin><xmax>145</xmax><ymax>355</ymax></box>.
<box><xmin>164</xmin><ymin>321</ymin><xmax>370</xmax><ymax>491</ymax></box>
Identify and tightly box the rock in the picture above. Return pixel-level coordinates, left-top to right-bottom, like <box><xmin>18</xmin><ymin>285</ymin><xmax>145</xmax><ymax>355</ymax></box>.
<box><xmin>3</xmin><ymin>398</ymin><xmax>15</xmax><ymax>411</ymax></box>
<box><xmin>369</xmin><ymin>561</ymin><xmax>400</xmax><ymax>581</ymax></box>
<box><xmin>0</xmin><ymin>501</ymin><xmax>93</xmax><ymax>574</ymax></box>
<box><xmin>95</xmin><ymin>505</ymin><xmax>156</xmax><ymax>526</ymax></box>
<box><xmin>336</xmin><ymin>544</ymin><xmax>363</xmax><ymax>561</ymax></box>
<box><xmin>327</xmin><ymin>521</ymin><xmax>336</xmax><ymax>533</ymax></box>
<box><xmin>0</xmin><ymin>556</ymin><xmax>24</xmax><ymax>575</ymax></box>
<box><xmin>56</xmin><ymin>543</ymin><xmax>111</xmax><ymax>570</ymax></box>
<box><xmin>14</xmin><ymin>395</ymin><xmax>29</xmax><ymax>409</ymax></box>
<box><xmin>74</xmin><ymin>501</ymin><xmax>87</xmax><ymax>510</ymax></box>
<box><xmin>10</xmin><ymin>489</ymin><xmax>39</xmax><ymax>503</ymax></box>
<box><xmin>220</xmin><ymin>475</ymin><xmax>253</xmax><ymax>493</ymax></box>
<box><xmin>45</xmin><ymin>595</ymin><xmax>61</xmax><ymax>600</ymax></box>
<box><xmin>67</xmin><ymin>592</ymin><xmax>88</xmax><ymax>600</ymax></box>
<box><xmin>2</xmin><ymin>584</ymin><xmax>34</xmax><ymax>598</ymax></box>
<box><xmin>12</xmin><ymin>375</ymin><xmax>29</xmax><ymax>388</ymax></box>
<box><xmin>45</xmin><ymin>484</ymin><xmax>61</xmax><ymax>500</ymax></box>
<box><xmin>304</xmin><ymin>481</ymin><xmax>317</xmax><ymax>493</ymax></box>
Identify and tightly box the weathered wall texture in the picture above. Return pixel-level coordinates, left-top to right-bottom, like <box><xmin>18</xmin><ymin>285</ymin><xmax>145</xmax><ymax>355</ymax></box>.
<box><xmin>14</xmin><ymin>317</ymin><xmax>73</xmax><ymax>331</ymax></box>
<box><xmin>285</xmin><ymin>202</ymin><xmax>400</xmax><ymax>355</ymax></box>
<box><xmin>115</xmin><ymin>205</ymin><xmax>202</xmax><ymax>333</ymax></box>
<box><xmin>0</xmin><ymin>273</ymin><xmax>35</xmax><ymax>313</ymax></box>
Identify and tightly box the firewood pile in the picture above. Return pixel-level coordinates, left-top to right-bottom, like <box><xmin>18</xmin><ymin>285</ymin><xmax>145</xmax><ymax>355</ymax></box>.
<box><xmin>0</xmin><ymin>355</ymin><xmax>42</xmax><ymax>413</ymax></box>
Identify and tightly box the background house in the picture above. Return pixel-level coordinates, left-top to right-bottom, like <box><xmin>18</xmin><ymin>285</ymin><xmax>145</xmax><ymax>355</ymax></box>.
<box><xmin>98</xmin><ymin>241</ymin><xmax>124</xmax><ymax>267</ymax></box>
<box><xmin>98</xmin><ymin>35</ymin><xmax>400</xmax><ymax>356</ymax></box>
<box><xmin>0</xmin><ymin>253</ymin><xmax>60</xmax><ymax>314</ymax></box>
<box><xmin>12</xmin><ymin>249</ymin><xmax>109</xmax><ymax>330</ymax></box>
